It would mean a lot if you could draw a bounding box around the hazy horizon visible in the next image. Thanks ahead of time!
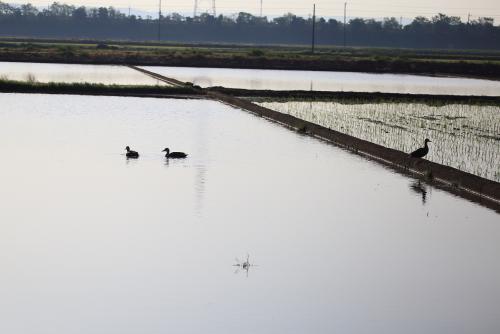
[12,0,500,22]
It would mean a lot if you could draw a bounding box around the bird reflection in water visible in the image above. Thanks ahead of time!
[233,254,257,277]
[409,180,428,205]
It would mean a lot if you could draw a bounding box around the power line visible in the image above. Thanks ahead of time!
[17,1,500,20]
[23,0,500,11]
[62,2,500,18]
[193,0,216,16]
[153,6,498,17]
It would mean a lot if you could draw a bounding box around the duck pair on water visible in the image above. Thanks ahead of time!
[126,139,429,160]
[125,146,187,159]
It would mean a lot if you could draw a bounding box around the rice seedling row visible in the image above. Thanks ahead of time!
[257,101,500,181]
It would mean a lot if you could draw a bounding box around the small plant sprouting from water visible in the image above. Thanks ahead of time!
[249,49,265,57]
[233,254,257,277]
[26,73,37,83]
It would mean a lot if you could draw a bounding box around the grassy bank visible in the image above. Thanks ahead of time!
[210,88,500,107]
[0,79,201,97]
[1,79,498,106]
[1,38,500,79]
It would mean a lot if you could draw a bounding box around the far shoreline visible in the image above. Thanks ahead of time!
[1,38,500,81]
[1,57,499,82]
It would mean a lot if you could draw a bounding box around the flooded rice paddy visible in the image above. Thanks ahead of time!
[141,65,500,96]
[0,93,499,334]
[257,101,500,182]
[0,62,167,85]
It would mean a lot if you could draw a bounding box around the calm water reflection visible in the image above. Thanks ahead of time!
[0,93,498,334]
[142,65,500,96]
[0,61,166,85]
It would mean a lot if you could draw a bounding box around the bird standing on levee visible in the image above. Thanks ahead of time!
[125,146,139,158]
[409,138,431,158]
[162,148,187,159]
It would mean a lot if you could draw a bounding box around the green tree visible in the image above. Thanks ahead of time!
[21,3,38,16]
[72,6,87,20]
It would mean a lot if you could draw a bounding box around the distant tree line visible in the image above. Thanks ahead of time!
[0,2,499,49]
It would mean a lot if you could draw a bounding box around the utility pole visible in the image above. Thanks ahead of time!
[467,12,471,24]
[311,4,316,54]
[343,2,347,48]
[260,0,263,17]
[158,0,162,41]
[400,16,402,27]
[193,0,216,18]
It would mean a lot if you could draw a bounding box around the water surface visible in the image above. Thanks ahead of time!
[0,62,167,85]
[142,65,500,96]
[0,93,498,334]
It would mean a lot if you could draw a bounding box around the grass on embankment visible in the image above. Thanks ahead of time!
[1,79,498,106]
[1,39,500,79]
[210,88,500,107]
[0,79,201,97]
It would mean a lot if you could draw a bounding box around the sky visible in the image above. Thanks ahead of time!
[16,0,500,21]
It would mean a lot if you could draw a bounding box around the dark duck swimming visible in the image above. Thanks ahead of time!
[409,138,431,158]
[125,146,139,158]
[163,148,187,159]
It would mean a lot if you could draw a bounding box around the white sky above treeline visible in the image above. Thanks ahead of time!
[14,0,500,21]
